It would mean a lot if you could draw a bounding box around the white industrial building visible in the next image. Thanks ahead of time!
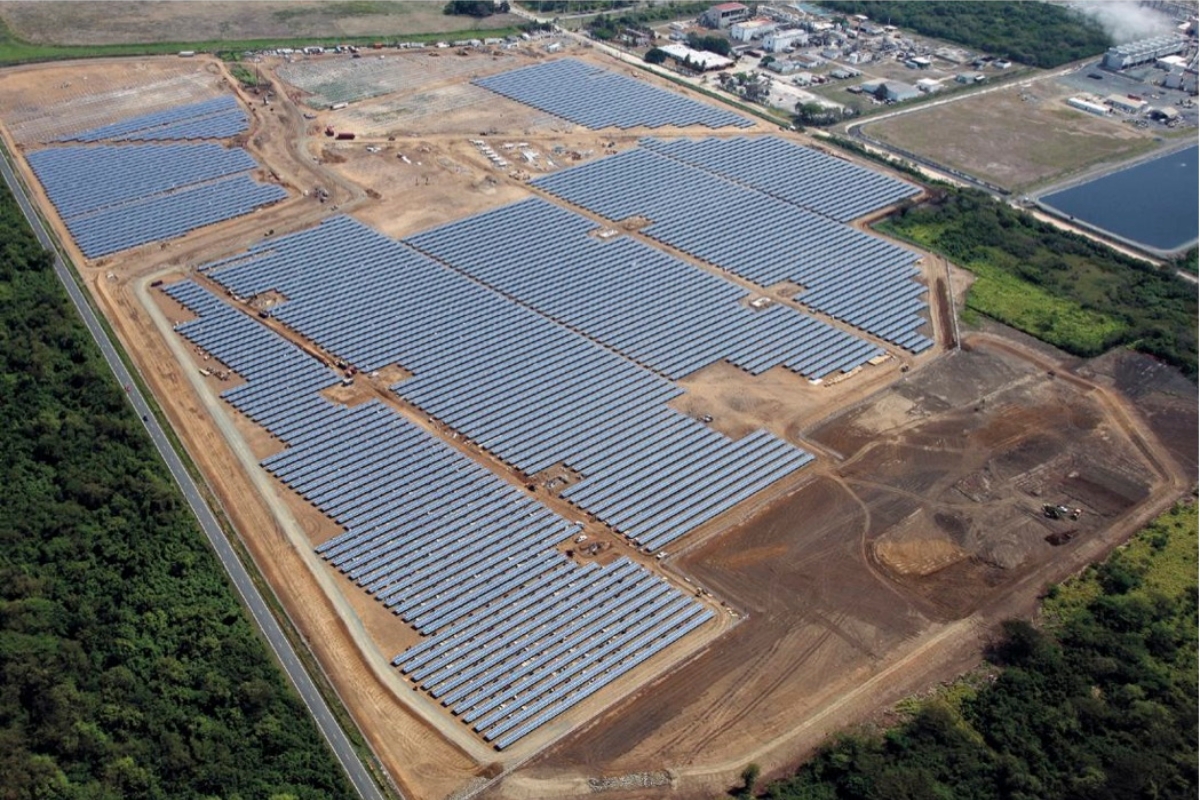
[730,18,777,42]
[915,77,944,93]
[659,43,734,70]
[1102,34,1185,70]
[860,80,920,102]
[762,28,808,52]
[1067,96,1110,116]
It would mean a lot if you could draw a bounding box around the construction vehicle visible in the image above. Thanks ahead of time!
[1043,504,1081,521]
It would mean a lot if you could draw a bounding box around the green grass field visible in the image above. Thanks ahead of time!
[0,17,521,66]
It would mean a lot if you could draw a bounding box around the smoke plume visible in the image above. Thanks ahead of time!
[1072,1,1177,43]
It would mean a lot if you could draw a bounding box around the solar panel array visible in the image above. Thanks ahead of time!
[164,280,347,443]
[474,58,754,130]
[201,215,811,548]
[57,96,249,142]
[406,197,882,380]
[532,146,933,353]
[161,279,711,749]
[27,143,286,258]
[641,136,921,222]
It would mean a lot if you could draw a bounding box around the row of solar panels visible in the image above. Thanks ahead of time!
[58,96,248,142]
[406,197,883,380]
[394,557,711,746]
[27,143,284,258]
[532,144,933,353]
[640,136,921,223]
[474,57,754,131]
[67,175,284,259]
[28,143,259,217]
[163,280,711,749]
[165,281,348,445]
[201,215,812,548]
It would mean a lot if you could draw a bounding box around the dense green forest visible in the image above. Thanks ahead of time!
[0,186,355,798]
[877,187,1198,377]
[585,1,710,38]
[819,1,1112,68]
[757,501,1199,800]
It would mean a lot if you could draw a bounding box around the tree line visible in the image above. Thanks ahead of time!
[819,1,1112,68]
[0,183,356,799]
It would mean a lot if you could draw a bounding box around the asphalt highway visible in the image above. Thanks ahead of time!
[0,154,386,800]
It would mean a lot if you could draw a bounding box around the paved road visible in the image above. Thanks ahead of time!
[0,155,386,800]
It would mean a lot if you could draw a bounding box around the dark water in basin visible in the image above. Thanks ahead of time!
[1041,145,1198,251]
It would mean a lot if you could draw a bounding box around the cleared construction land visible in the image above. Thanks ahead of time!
[0,38,1192,800]
[862,76,1161,192]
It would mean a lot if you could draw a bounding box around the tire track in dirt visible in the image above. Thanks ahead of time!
[678,618,842,763]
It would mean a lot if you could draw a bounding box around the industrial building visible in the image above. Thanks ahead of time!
[730,17,777,42]
[1102,34,1185,70]
[915,77,944,94]
[659,43,734,71]
[1067,95,1111,116]
[860,80,920,102]
[701,2,751,29]
[1107,94,1147,114]
[762,28,808,53]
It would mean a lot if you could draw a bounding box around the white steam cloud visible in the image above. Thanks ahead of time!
[1072,1,1177,44]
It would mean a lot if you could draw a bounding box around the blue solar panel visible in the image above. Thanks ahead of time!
[474,58,754,130]
[58,96,249,142]
[406,197,882,380]
[27,143,285,258]
[641,136,922,222]
[199,216,811,548]
[162,279,712,749]
[533,144,933,352]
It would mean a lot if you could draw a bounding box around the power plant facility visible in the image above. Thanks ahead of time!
[1102,34,1186,70]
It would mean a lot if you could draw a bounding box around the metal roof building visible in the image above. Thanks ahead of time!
[1102,34,1185,70]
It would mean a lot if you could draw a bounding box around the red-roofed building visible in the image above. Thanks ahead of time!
[702,2,751,29]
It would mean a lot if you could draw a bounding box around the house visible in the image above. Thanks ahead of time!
[764,59,804,74]
[955,72,985,84]
[702,2,751,29]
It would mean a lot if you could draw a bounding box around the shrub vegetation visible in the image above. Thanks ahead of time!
[878,187,1198,377]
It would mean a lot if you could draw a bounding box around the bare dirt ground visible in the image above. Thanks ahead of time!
[0,58,226,144]
[3,40,1193,800]
[0,1,521,45]
[488,334,1189,800]
[862,78,1158,192]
